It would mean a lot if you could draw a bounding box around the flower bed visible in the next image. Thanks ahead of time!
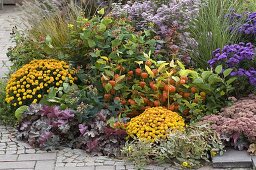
[0,0,255,169]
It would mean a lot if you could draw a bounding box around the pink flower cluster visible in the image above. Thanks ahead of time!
[202,95,256,143]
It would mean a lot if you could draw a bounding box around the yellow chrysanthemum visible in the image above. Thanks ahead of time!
[5,59,76,106]
[126,107,185,143]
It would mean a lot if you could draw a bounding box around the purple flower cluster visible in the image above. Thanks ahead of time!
[208,42,256,86]
[238,12,256,35]
[111,0,200,55]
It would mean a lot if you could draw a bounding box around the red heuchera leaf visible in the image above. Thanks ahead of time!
[232,132,241,144]
[87,138,99,152]
[103,127,127,136]
[40,105,60,118]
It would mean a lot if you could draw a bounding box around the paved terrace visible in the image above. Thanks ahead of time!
[0,5,18,78]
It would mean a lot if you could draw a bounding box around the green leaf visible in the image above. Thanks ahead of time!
[116,75,125,83]
[208,75,222,85]
[97,8,105,15]
[135,61,144,65]
[63,83,70,93]
[145,65,154,78]
[223,68,233,78]
[193,78,204,84]
[144,30,151,36]
[169,60,176,68]
[87,39,96,48]
[177,60,185,70]
[202,71,212,80]
[104,83,112,93]
[48,87,58,98]
[111,39,121,47]
[158,62,168,73]
[105,70,114,77]
[99,23,106,32]
[114,84,123,90]
[226,77,237,85]
[15,106,28,121]
[215,65,223,74]
[172,76,180,82]
[102,18,112,26]
[47,98,61,103]
[45,35,53,48]
[100,56,109,61]
[220,91,225,96]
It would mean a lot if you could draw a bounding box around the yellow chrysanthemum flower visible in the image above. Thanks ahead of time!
[5,59,76,106]
[126,107,185,143]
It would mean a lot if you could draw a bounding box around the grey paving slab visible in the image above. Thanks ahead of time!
[0,5,19,78]
[0,154,17,161]
[95,166,115,170]
[55,167,95,170]
[35,160,55,170]
[18,153,57,161]
[212,149,253,168]
[252,156,256,169]
[0,161,36,169]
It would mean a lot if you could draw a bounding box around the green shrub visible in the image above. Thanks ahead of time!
[0,79,16,126]
[122,124,224,169]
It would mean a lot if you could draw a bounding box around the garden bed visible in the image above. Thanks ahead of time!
[0,0,255,169]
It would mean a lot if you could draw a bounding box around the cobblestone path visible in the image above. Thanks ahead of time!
[0,123,179,170]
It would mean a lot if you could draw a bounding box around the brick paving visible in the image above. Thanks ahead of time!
[0,123,176,170]
[0,5,20,78]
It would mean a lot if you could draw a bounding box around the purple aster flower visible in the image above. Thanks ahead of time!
[249,76,256,86]
[227,57,240,66]
[217,53,228,60]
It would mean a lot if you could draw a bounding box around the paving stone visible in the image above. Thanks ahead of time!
[0,154,17,161]
[65,163,77,167]
[126,165,135,169]
[55,167,95,170]
[18,152,57,161]
[6,150,17,154]
[212,149,252,168]
[35,160,55,170]
[252,156,256,169]
[145,165,166,170]
[95,165,115,170]
[0,161,36,169]
[25,148,36,154]
[56,163,66,167]
[104,160,115,165]
[76,163,85,167]
[115,165,126,170]
[115,161,126,166]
